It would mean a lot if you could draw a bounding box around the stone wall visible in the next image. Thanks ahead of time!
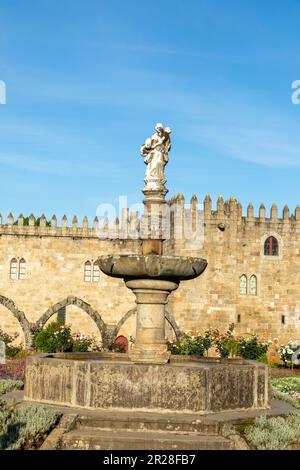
[166,195,300,344]
[0,225,142,346]
[1,196,300,348]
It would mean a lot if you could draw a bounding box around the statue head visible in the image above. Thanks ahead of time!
[155,123,164,136]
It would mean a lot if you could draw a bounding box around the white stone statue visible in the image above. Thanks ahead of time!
[140,123,171,192]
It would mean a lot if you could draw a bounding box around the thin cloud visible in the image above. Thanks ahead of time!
[187,125,300,168]
[0,152,119,175]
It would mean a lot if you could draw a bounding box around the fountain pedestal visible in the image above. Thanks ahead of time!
[126,279,178,364]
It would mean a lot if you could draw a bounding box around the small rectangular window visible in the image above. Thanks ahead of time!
[281,315,285,325]
[237,314,241,323]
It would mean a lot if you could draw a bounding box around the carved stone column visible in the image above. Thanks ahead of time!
[126,279,178,364]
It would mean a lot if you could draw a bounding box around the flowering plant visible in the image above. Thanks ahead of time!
[34,321,100,353]
[72,332,100,352]
[210,324,239,358]
[238,335,269,360]
[278,340,300,367]
[272,377,300,404]
[0,359,26,381]
[168,324,270,360]
[168,333,212,357]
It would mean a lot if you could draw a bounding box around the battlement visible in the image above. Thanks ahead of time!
[0,212,139,239]
[202,195,300,230]
[0,196,202,240]
[0,195,299,240]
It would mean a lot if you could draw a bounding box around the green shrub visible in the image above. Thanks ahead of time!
[272,387,300,410]
[0,329,22,359]
[238,335,269,360]
[272,377,300,395]
[34,321,73,353]
[169,325,270,360]
[169,334,212,357]
[34,321,100,353]
[210,324,239,358]
[13,350,31,360]
[109,343,126,353]
[278,340,300,368]
[0,403,61,450]
[257,353,268,364]
[0,379,23,396]
[245,412,300,450]
[0,377,60,450]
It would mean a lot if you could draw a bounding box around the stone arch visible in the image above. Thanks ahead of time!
[36,296,106,340]
[0,294,32,348]
[114,307,183,341]
[165,310,183,340]
[115,307,137,335]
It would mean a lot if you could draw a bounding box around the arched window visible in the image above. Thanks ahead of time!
[10,258,18,280]
[84,261,100,282]
[240,275,247,295]
[249,275,257,296]
[264,236,279,256]
[18,258,26,280]
[92,262,100,283]
[84,261,92,282]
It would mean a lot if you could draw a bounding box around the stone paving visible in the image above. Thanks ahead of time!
[2,391,295,450]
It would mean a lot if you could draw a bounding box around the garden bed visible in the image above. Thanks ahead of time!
[238,377,300,450]
[0,359,26,381]
[270,367,300,379]
[0,377,62,450]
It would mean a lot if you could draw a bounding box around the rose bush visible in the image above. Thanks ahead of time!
[168,324,270,360]
[279,340,300,368]
[34,321,101,353]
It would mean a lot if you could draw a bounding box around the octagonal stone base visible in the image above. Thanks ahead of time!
[24,354,269,414]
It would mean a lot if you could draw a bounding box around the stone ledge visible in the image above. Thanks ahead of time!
[24,354,269,414]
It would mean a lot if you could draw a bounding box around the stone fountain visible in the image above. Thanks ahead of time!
[98,123,207,364]
[24,124,269,415]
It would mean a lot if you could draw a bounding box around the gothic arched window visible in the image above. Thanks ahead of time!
[10,258,18,280]
[240,275,247,295]
[84,261,100,283]
[92,263,100,283]
[18,258,26,280]
[10,258,26,280]
[264,236,279,256]
[84,261,92,282]
[249,275,257,296]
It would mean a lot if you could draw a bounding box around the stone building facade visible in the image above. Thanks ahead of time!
[0,194,299,349]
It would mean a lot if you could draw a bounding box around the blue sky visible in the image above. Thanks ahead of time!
[0,0,300,222]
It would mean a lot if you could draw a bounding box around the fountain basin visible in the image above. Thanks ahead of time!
[97,254,207,281]
[24,353,269,414]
